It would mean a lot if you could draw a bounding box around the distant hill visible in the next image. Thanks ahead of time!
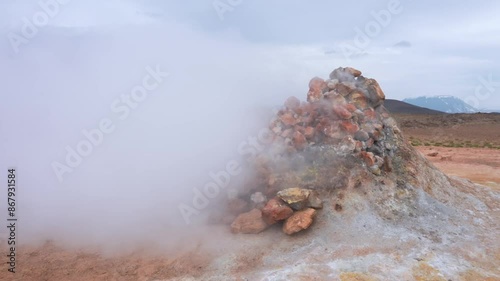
[403,96,477,113]
[385,99,444,115]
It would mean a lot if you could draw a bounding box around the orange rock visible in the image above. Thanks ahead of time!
[344,67,362,77]
[231,209,268,234]
[309,77,326,92]
[332,83,352,96]
[333,105,353,120]
[279,112,297,126]
[293,131,307,150]
[360,151,376,166]
[340,120,360,134]
[261,198,294,225]
[363,108,377,120]
[345,103,358,112]
[283,208,317,235]
[304,126,315,139]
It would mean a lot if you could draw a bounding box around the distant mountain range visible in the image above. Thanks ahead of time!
[384,99,444,115]
[403,96,477,113]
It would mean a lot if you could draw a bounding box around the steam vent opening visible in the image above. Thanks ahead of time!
[205,67,499,280]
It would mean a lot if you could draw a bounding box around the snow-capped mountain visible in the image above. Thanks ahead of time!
[403,96,478,113]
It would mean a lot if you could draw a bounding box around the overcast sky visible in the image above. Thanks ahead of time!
[0,0,499,248]
[1,0,499,109]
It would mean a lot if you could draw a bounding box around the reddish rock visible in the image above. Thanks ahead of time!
[304,126,315,139]
[340,120,360,134]
[279,112,297,126]
[283,208,317,235]
[332,83,352,96]
[284,96,301,111]
[231,209,268,234]
[227,198,249,215]
[360,151,376,166]
[293,131,307,150]
[344,67,362,77]
[307,77,326,102]
[427,152,439,157]
[333,105,352,120]
[261,198,294,225]
[363,108,377,121]
[293,106,304,116]
[345,103,358,112]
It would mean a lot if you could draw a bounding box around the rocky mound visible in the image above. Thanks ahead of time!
[227,67,413,235]
[201,67,499,280]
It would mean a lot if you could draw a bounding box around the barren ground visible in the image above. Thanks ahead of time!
[393,113,500,189]
[1,113,499,281]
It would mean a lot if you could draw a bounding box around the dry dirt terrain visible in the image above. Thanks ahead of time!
[393,113,500,149]
[394,113,500,189]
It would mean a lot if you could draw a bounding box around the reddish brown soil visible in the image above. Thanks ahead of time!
[0,242,211,281]
[416,146,500,190]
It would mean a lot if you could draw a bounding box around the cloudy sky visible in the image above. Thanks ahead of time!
[0,0,499,249]
[1,0,499,109]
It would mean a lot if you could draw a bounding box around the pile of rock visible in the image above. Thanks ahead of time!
[230,188,322,235]
[228,67,402,236]
[268,67,396,175]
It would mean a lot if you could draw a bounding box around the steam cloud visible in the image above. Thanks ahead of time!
[0,21,326,254]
